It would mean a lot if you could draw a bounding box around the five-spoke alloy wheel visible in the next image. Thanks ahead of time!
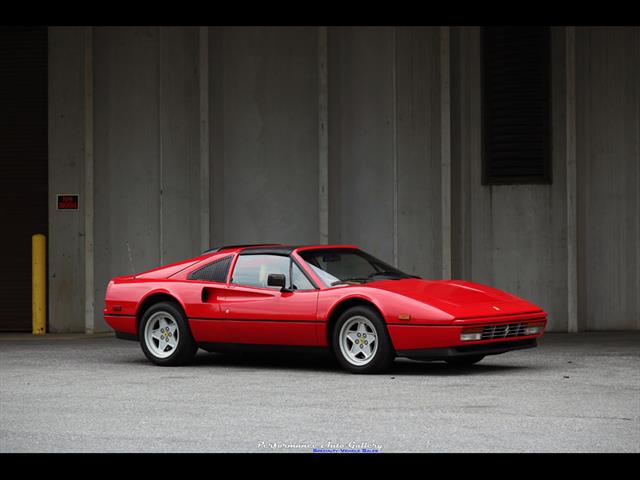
[332,305,395,374]
[339,316,379,366]
[144,311,180,359]
[139,301,197,366]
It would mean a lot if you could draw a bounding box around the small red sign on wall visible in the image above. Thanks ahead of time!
[57,194,79,210]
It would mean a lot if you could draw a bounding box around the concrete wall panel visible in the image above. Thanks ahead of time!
[93,27,161,329]
[576,27,640,330]
[48,27,86,332]
[159,27,201,263]
[395,27,443,278]
[210,27,319,246]
[451,27,569,331]
[328,27,395,262]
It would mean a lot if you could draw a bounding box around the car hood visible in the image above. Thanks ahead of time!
[366,278,544,319]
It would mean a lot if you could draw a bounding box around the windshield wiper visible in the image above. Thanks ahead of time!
[367,270,405,279]
[330,277,368,286]
[330,271,416,286]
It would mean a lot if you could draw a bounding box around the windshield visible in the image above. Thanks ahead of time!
[298,248,418,286]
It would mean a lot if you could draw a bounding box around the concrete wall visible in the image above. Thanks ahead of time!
[451,27,569,331]
[329,26,443,278]
[92,27,202,331]
[210,27,319,247]
[576,27,640,330]
[48,26,640,333]
[395,27,443,279]
[328,27,397,263]
[48,27,86,332]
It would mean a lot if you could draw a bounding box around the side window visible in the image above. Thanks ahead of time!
[291,262,314,291]
[231,254,290,289]
[188,255,232,283]
[230,254,316,290]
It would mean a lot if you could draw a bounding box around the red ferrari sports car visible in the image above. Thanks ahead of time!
[104,244,547,373]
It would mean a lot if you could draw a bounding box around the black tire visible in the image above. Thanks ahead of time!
[444,355,485,367]
[331,305,395,374]
[139,301,198,366]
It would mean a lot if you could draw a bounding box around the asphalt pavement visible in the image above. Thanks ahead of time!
[0,331,638,452]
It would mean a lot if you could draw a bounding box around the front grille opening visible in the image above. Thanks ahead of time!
[482,322,529,340]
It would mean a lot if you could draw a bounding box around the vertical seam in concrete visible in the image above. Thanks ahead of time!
[566,26,579,333]
[47,27,52,330]
[83,27,95,334]
[392,26,399,267]
[635,29,640,330]
[158,27,164,265]
[463,28,474,281]
[199,26,210,252]
[318,26,329,245]
[440,26,452,280]
[210,27,225,245]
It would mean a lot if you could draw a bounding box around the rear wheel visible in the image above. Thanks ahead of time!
[139,301,197,366]
[332,305,395,374]
[444,355,485,366]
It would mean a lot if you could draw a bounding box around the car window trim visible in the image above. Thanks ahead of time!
[229,251,320,291]
[296,248,414,287]
[186,254,234,284]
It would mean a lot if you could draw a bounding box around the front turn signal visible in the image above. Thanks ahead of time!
[460,326,483,342]
[524,320,546,336]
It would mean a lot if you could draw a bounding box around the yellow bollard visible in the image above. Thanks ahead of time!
[32,234,46,335]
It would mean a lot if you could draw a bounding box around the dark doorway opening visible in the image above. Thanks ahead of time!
[0,27,48,331]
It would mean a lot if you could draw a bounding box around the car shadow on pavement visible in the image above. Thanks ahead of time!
[161,350,533,376]
[190,350,342,373]
[390,358,531,376]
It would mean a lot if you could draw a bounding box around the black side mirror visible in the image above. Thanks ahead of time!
[267,273,291,292]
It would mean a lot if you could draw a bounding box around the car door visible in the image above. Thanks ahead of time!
[218,253,320,346]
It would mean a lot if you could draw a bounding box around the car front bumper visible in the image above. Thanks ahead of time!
[395,338,537,360]
[388,315,545,359]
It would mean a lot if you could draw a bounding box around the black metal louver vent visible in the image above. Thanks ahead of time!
[482,26,551,185]
[188,255,233,283]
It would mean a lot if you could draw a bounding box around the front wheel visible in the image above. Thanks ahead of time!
[139,301,197,366]
[332,306,395,374]
[444,355,485,366]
